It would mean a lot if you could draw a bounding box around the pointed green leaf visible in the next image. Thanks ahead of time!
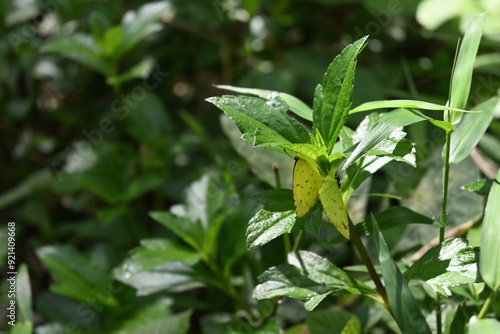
[356,207,438,238]
[41,33,109,75]
[107,57,155,85]
[314,36,368,153]
[113,260,200,296]
[253,251,375,310]
[427,247,480,296]
[16,264,32,323]
[372,214,431,334]
[117,1,170,57]
[250,189,295,212]
[36,245,114,305]
[246,209,297,249]
[447,13,486,124]
[480,169,500,291]
[216,84,313,121]
[461,178,494,196]
[89,11,112,40]
[116,309,191,334]
[117,239,201,274]
[351,100,472,114]
[207,96,310,151]
[449,96,498,163]
[150,211,204,252]
[404,238,469,281]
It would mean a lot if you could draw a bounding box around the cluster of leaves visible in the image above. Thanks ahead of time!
[2,1,500,334]
[207,14,500,334]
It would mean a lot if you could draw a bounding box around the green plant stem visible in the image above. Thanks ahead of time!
[273,162,292,256]
[291,230,304,253]
[440,130,452,243]
[477,287,498,319]
[349,218,392,312]
[436,130,452,334]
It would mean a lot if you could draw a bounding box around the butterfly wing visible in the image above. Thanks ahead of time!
[319,173,349,239]
[293,157,323,217]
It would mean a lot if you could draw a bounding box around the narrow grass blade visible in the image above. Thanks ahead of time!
[448,13,486,124]
[350,100,472,114]
[215,84,313,121]
[344,108,453,169]
[479,169,500,291]
[372,214,431,334]
[449,96,498,164]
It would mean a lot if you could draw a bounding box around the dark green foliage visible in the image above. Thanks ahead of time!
[2,1,500,333]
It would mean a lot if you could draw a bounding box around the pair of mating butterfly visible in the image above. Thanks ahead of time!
[292,153,350,239]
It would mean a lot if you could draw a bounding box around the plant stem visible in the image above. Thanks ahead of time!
[477,287,498,319]
[291,230,304,253]
[436,130,452,334]
[440,130,452,243]
[273,162,292,256]
[349,218,391,312]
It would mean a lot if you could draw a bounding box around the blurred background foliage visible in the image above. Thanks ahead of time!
[1,0,499,332]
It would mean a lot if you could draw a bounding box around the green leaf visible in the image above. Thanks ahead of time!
[307,310,361,334]
[89,11,112,39]
[480,169,500,291]
[469,317,500,334]
[253,251,375,311]
[36,292,104,331]
[97,25,124,56]
[449,96,498,163]
[16,264,32,323]
[246,209,297,250]
[107,57,155,85]
[116,1,170,57]
[314,36,368,153]
[0,168,53,210]
[250,188,295,212]
[36,245,114,305]
[209,97,296,152]
[404,238,469,281]
[117,239,201,275]
[216,84,313,121]
[11,322,33,334]
[75,145,129,205]
[371,214,431,334]
[126,92,172,150]
[344,108,453,169]
[444,305,467,334]
[351,99,472,114]
[114,309,191,334]
[331,205,438,243]
[125,174,164,201]
[41,33,109,75]
[202,317,281,334]
[220,114,294,188]
[427,247,480,296]
[208,95,310,145]
[447,13,486,124]
[114,260,201,296]
[461,178,494,196]
[150,211,204,252]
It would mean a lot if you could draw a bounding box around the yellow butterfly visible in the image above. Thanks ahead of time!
[289,146,350,239]
[319,173,349,239]
[293,155,323,217]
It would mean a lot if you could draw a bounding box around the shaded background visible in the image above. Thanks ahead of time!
[1,0,499,332]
